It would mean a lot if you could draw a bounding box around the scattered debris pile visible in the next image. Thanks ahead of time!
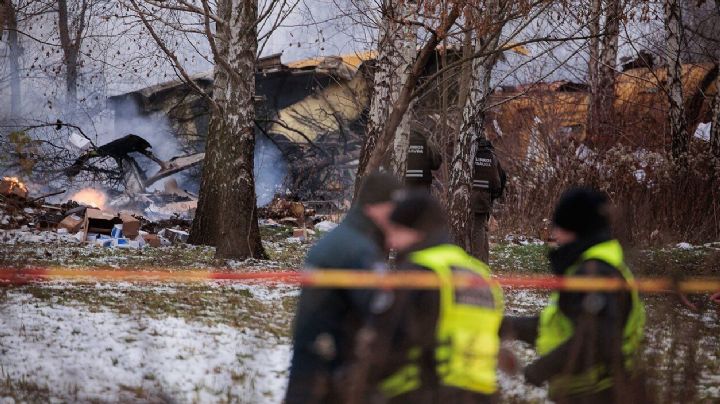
[1,177,342,248]
[258,197,336,242]
[0,177,191,248]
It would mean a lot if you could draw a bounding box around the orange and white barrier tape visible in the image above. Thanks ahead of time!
[0,267,719,294]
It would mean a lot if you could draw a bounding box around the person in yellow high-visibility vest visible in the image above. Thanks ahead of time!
[501,188,646,404]
[357,190,505,403]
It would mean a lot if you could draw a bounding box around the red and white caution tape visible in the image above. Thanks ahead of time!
[0,267,719,294]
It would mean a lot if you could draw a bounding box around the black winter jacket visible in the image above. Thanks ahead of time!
[285,208,386,404]
[500,233,633,400]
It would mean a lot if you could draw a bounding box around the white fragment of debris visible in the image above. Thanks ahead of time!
[0,229,82,245]
[23,207,34,214]
[260,219,282,227]
[314,220,338,232]
[694,122,711,141]
[286,237,303,244]
[158,228,189,244]
[503,234,544,245]
[69,131,92,150]
[676,242,693,250]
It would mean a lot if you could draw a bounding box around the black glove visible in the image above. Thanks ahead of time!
[523,362,545,387]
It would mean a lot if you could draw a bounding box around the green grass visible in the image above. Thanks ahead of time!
[17,283,298,339]
[491,243,550,274]
[0,224,313,270]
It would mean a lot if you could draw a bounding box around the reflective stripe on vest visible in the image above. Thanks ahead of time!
[534,239,646,397]
[379,244,504,397]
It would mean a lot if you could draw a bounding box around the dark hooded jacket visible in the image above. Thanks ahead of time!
[500,232,633,399]
[285,208,387,404]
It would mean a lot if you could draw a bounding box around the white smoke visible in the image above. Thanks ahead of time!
[254,134,287,206]
[110,98,181,160]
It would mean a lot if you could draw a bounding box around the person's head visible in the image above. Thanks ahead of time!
[385,190,448,252]
[355,172,402,231]
[551,187,610,245]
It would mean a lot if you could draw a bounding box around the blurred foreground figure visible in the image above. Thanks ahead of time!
[502,188,647,404]
[470,139,506,263]
[360,191,504,403]
[285,172,401,404]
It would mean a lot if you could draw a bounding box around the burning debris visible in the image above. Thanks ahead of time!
[0,177,28,200]
[70,188,108,210]
[0,177,192,249]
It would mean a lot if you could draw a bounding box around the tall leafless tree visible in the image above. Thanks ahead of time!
[57,0,89,114]
[129,0,278,259]
[664,0,689,164]
[356,0,417,191]
[448,43,499,249]
[2,0,22,116]
[586,0,622,146]
[710,0,720,159]
[389,18,417,177]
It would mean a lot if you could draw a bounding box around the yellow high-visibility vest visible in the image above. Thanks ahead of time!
[379,244,504,397]
[535,239,646,397]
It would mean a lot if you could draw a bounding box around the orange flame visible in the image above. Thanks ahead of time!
[70,188,107,210]
[1,177,28,197]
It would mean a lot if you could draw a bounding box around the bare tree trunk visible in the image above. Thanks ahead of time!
[389,17,418,177]
[355,1,398,194]
[712,75,720,159]
[189,0,265,259]
[448,37,499,249]
[587,0,620,146]
[711,0,720,159]
[363,5,460,174]
[456,29,473,111]
[4,0,21,116]
[57,0,87,114]
[664,0,689,164]
[596,0,620,144]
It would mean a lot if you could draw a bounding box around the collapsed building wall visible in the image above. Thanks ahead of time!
[486,63,718,165]
[109,48,720,203]
[108,53,373,204]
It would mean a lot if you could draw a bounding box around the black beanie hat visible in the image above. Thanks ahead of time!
[390,190,446,233]
[552,187,610,236]
[355,171,402,206]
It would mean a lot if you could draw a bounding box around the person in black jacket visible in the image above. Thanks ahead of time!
[501,188,646,404]
[285,172,402,404]
[404,130,443,191]
[470,139,506,263]
[356,191,500,404]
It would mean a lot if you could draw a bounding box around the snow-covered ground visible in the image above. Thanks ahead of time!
[0,236,718,403]
[0,285,294,403]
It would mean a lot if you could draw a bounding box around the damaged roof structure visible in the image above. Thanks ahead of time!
[108,52,374,203]
[486,62,719,165]
[109,49,720,203]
